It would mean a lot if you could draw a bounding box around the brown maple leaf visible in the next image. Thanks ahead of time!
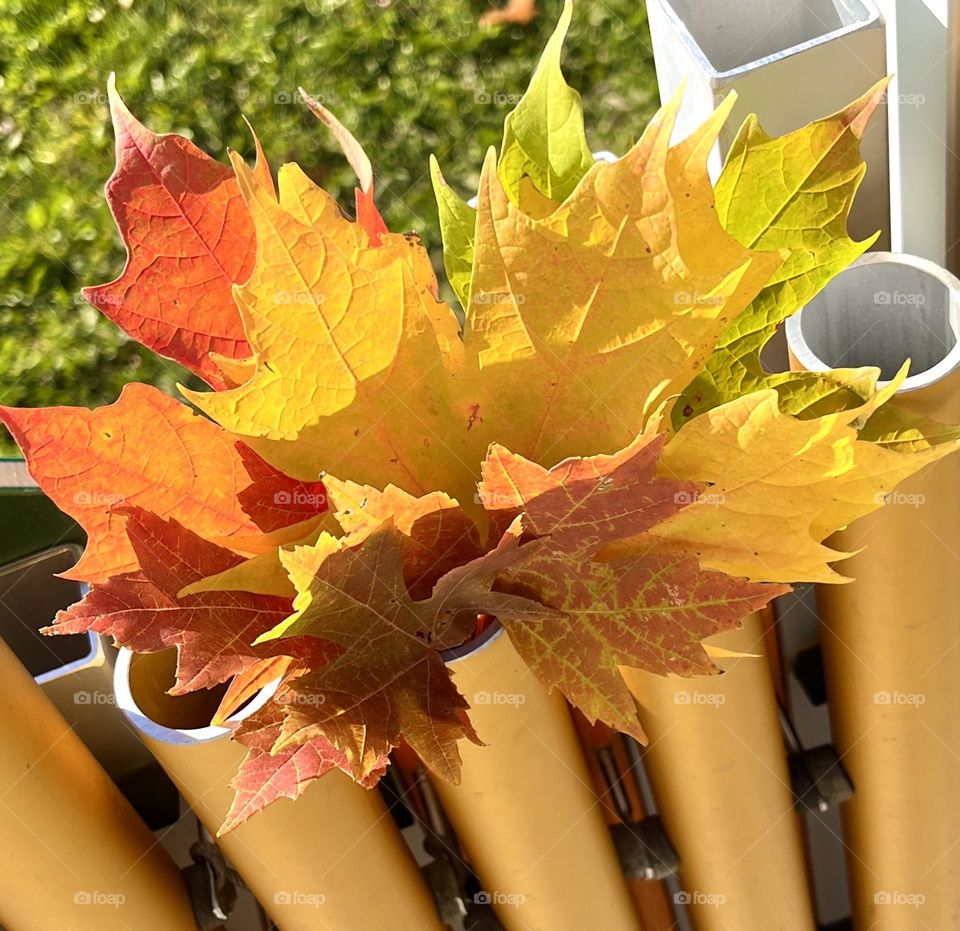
[261,519,558,782]
[479,436,789,739]
[46,508,328,695]
[222,705,387,835]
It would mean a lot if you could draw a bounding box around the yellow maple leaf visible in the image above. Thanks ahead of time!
[448,91,784,475]
[603,367,960,583]
[181,156,476,509]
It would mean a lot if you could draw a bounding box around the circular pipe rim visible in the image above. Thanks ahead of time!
[441,620,504,665]
[785,251,960,395]
[114,647,279,747]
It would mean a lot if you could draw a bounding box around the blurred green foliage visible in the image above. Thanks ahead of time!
[0,0,657,452]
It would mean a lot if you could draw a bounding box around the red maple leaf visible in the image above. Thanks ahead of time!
[83,76,257,388]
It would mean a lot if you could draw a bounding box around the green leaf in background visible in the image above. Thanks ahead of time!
[430,0,597,313]
[674,80,889,428]
[430,154,477,313]
[496,0,593,203]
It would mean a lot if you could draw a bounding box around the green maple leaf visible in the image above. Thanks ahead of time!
[674,80,889,427]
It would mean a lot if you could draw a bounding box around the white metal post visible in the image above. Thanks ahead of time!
[877,0,950,263]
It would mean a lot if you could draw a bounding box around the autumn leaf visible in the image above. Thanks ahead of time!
[209,352,259,390]
[478,430,691,548]
[258,519,557,782]
[252,433,783,754]
[223,706,388,835]
[618,368,960,583]
[224,710,344,835]
[501,550,784,740]
[323,476,484,598]
[675,81,887,425]
[181,154,475,509]
[479,435,787,738]
[179,544,309,600]
[433,0,592,309]
[45,509,299,694]
[83,76,259,388]
[496,0,593,204]
[179,509,340,602]
[235,444,328,533]
[298,89,389,246]
[4,0,958,818]
[858,399,960,451]
[205,477,486,720]
[430,155,476,311]
[0,384,322,583]
[449,93,782,472]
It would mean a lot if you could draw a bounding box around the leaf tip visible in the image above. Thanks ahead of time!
[300,90,373,195]
[105,73,136,132]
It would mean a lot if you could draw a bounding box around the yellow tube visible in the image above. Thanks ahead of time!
[621,612,816,930]
[0,637,197,931]
[115,648,445,931]
[786,251,960,928]
[430,625,642,931]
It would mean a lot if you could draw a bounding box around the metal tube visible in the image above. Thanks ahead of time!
[0,637,196,931]
[431,625,642,931]
[115,648,444,931]
[621,611,817,930]
[786,251,960,928]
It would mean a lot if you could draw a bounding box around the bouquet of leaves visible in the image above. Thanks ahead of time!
[5,2,957,833]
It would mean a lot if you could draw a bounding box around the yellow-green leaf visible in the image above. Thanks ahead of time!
[430,154,476,311]
[606,367,960,582]
[675,80,888,426]
[497,0,594,204]
[450,93,782,472]
[431,0,592,311]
